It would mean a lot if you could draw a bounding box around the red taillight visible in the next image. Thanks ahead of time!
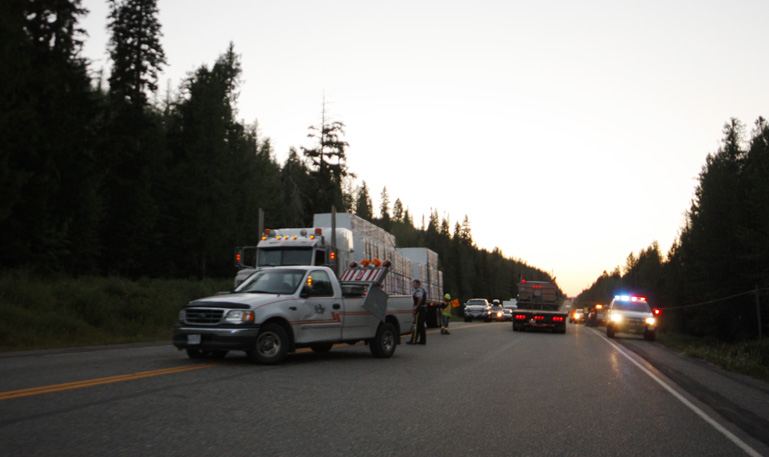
[515,315,526,320]
[653,308,661,316]
[553,316,564,322]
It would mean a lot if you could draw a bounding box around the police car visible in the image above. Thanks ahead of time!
[605,295,657,341]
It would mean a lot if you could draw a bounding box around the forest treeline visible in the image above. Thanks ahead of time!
[0,0,554,302]
[577,118,769,342]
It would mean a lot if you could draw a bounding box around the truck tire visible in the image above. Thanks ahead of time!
[606,324,615,338]
[512,323,518,331]
[370,322,397,358]
[186,348,227,360]
[644,330,656,341]
[555,326,566,334]
[248,323,289,364]
[310,343,333,353]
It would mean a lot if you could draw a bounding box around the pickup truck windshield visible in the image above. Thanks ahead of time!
[258,248,313,267]
[613,301,652,313]
[237,269,305,294]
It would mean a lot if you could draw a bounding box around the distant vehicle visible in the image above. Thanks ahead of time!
[502,308,514,321]
[502,299,517,310]
[490,299,505,321]
[464,298,491,322]
[586,303,607,327]
[605,295,658,341]
[512,280,567,334]
[569,308,586,324]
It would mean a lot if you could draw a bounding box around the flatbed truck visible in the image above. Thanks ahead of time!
[511,279,567,334]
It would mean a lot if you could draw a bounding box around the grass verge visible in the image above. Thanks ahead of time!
[658,332,769,384]
[0,269,232,352]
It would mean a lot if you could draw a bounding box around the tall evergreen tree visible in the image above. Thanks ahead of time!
[392,198,404,221]
[301,102,350,212]
[379,186,391,230]
[1,0,103,272]
[107,0,166,107]
[742,117,769,286]
[280,147,312,227]
[102,0,167,275]
[355,181,373,220]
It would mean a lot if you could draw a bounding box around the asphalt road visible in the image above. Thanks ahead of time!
[1,322,768,457]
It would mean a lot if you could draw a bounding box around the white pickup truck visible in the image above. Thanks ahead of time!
[173,265,414,364]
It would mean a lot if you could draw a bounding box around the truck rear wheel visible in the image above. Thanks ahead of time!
[370,322,397,358]
[248,323,289,364]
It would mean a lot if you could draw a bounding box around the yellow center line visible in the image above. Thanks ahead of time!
[2,324,479,401]
[0,363,217,401]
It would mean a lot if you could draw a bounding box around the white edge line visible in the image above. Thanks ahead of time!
[596,330,764,457]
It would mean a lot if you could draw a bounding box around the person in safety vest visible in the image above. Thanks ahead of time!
[408,279,427,345]
[440,293,452,335]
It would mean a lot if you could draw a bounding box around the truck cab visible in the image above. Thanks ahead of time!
[234,227,354,287]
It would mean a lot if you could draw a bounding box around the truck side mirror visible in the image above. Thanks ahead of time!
[300,285,311,299]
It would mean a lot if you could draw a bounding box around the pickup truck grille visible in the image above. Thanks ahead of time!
[185,308,224,324]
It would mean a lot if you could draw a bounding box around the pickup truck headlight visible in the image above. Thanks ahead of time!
[225,310,255,324]
[645,317,656,326]
[610,314,623,323]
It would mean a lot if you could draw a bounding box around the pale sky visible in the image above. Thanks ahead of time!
[79,0,769,296]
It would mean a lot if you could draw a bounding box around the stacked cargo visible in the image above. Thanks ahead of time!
[314,213,416,297]
[399,247,443,304]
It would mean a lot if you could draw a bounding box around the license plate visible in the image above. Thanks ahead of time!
[187,334,201,345]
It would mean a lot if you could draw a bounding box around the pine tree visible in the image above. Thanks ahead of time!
[107,0,166,107]
[301,101,350,212]
[1,0,103,272]
[102,0,167,275]
[379,187,391,229]
[392,198,404,221]
[355,181,373,220]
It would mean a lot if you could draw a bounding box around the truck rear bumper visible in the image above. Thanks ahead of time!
[173,325,260,351]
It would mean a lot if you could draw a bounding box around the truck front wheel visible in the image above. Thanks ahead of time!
[248,323,289,364]
[606,324,616,338]
[644,329,656,341]
[370,322,397,358]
